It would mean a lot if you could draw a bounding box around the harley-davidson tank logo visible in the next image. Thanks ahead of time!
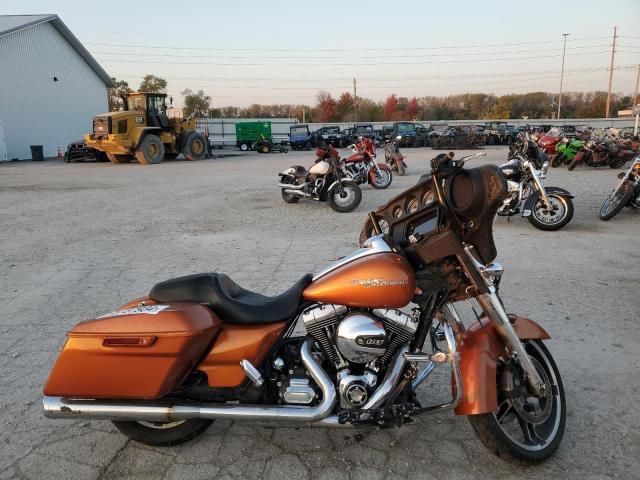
[351,278,409,288]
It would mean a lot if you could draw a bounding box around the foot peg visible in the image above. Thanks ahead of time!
[240,360,264,386]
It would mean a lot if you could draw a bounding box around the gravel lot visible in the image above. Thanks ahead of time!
[0,146,638,480]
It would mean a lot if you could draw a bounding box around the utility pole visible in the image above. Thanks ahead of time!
[557,33,569,119]
[634,64,640,108]
[353,78,357,122]
[605,26,617,118]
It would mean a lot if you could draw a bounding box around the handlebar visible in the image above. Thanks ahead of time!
[457,151,487,163]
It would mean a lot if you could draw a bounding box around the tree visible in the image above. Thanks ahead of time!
[107,78,132,111]
[139,74,167,93]
[383,95,399,120]
[406,97,419,119]
[181,89,211,117]
[316,91,337,122]
[334,92,354,122]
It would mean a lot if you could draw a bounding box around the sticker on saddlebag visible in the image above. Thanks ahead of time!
[98,305,170,318]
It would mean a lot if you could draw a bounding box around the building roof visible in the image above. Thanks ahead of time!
[0,14,115,88]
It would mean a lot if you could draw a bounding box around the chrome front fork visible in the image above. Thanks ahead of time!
[529,162,552,209]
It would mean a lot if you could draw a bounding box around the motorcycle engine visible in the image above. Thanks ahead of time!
[302,305,417,408]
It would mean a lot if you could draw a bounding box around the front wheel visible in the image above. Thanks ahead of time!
[550,154,563,167]
[468,340,566,465]
[396,159,406,176]
[527,193,574,231]
[599,182,633,221]
[609,157,627,169]
[327,181,362,213]
[369,166,392,189]
[112,419,213,447]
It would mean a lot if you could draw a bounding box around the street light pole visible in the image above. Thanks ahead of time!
[605,26,617,118]
[557,33,569,119]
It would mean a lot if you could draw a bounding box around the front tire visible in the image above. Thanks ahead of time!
[112,419,213,447]
[599,182,633,221]
[135,135,165,165]
[396,159,406,176]
[370,166,392,189]
[527,193,574,231]
[327,181,362,213]
[468,340,566,465]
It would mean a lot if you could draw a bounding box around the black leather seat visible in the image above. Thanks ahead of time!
[149,273,313,324]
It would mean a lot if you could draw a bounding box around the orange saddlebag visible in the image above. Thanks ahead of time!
[44,302,221,399]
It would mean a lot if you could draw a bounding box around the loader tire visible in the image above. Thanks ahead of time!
[106,153,131,164]
[181,132,207,161]
[135,135,165,164]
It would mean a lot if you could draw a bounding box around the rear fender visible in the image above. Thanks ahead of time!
[455,315,550,415]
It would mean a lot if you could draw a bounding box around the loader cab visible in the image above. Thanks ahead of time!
[126,93,171,131]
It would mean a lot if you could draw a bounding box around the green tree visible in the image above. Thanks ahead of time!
[181,89,211,117]
[107,78,132,111]
[139,74,168,93]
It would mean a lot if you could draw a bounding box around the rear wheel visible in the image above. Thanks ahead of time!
[599,182,633,221]
[567,156,579,171]
[327,181,362,213]
[181,132,207,160]
[527,193,573,231]
[468,340,565,465]
[135,135,165,164]
[106,153,131,164]
[609,158,627,169]
[396,159,405,176]
[112,419,213,447]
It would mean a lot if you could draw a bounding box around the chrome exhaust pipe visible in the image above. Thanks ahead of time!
[277,182,306,189]
[43,338,336,423]
[283,189,310,197]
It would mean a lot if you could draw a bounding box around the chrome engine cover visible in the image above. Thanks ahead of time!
[336,313,387,364]
[337,369,377,408]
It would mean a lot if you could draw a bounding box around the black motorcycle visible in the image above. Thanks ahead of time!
[278,146,362,213]
[500,133,574,231]
[599,153,640,220]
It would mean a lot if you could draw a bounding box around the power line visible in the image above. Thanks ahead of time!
[88,45,612,61]
[95,50,611,67]
[84,36,611,53]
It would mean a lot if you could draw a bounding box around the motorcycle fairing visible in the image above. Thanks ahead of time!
[455,315,550,415]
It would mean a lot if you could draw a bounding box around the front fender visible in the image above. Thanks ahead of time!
[327,178,358,192]
[368,163,391,184]
[454,315,550,416]
[522,186,574,216]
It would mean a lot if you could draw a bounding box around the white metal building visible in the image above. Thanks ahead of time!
[0,14,114,161]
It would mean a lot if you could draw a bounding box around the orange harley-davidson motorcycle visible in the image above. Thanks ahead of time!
[43,152,565,464]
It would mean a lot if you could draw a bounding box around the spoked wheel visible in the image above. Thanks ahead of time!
[527,193,573,231]
[112,419,213,446]
[370,167,392,189]
[599,182,633,221]
[327,181,362,213]
[468,340,565,465]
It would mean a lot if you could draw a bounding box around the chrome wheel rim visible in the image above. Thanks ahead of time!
[492,341,562,452]
[374,169,391,187]
[137,420,186,429]
[533,194,567,226]
[601,185,629,216]
[334,186,356,208]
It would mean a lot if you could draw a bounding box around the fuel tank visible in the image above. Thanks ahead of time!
[303,253,415,308]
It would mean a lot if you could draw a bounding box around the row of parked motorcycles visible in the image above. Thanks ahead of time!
[277,136,407,212]
[537,127,638,171]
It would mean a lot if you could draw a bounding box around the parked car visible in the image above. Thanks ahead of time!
[485,122,509,145]
[289,125,312,150]
[414,124,433,147]
[340,127,354,147]
[353,123,375,140]
[381,125,394,142]
[312,126,341,147]
[63,139,107,163]
[392,122,418,148]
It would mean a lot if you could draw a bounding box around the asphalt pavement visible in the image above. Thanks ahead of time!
[0,146,637,479]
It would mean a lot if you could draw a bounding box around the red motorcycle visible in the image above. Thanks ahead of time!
[538,129,564,166]
[344,137,393,189]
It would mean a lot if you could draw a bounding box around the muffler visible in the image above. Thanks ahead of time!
[277,182,306,190]
[43,339,336,424]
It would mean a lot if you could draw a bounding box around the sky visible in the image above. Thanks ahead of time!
[2,0,639,108]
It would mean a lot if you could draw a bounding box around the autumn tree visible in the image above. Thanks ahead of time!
[181,89,211,117]
[406,97,419,119]
[107,78,132,111]
[139,74,168,93]
[383,95,399,120]
[316,91,337,122]
[334,92,355,121]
